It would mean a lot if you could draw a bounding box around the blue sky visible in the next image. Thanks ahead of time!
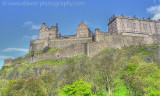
[0,0,160,69]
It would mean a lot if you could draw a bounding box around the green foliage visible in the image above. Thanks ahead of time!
[21,76,46,96]
[65,58,75,64]
[0,79,9,96]
[149,91,160,96]
[3,79,25,96]
[114,78,130,96]
[25,51,42,57]
[48,48,64,52]
[60,80,94,96]
[37,59,65,66]
[125,63,138,74]
[25,52,31,57]
[0,44,160,96]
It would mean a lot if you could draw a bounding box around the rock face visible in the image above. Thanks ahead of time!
[3,15,160,66]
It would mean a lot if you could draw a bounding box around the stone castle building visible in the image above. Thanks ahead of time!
[39,23,59,40]
[29,21,93,52]
[76,21,92,38]
[4,15,160,66]
[108,14,160,35]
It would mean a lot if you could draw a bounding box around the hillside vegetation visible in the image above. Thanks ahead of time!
[0,44,160,96]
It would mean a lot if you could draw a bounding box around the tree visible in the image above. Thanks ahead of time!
[20,76,46,96]
[39,72,58,96]
[96,53,115,96]
[60,80,94,96]
[2,79,24,96]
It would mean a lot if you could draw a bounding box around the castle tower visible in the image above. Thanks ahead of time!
[76,21,92,38]
[95,28,104,42]
[49,23,58,39]
[39,23,49,39]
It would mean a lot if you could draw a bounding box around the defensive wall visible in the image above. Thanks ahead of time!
[29,37,92,52]
[4,33,160,66]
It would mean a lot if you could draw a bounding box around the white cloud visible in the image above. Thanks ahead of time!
[23,35,38,41]
[0,56,13,59]
[152,13,160,20]
[147,5,160,20]
[2,48,29,53]
[24,21,41,30]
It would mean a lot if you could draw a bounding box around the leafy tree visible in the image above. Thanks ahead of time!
[60,80,94,96]
[0,79,9,96]
[39,72,58,96]
[124,75,147,96]
[2,79,24,96]
[97,53,115,96]
[149,91,160,96]
[20,76,46,96]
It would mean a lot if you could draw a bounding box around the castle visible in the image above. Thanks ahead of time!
[4,14,160,66]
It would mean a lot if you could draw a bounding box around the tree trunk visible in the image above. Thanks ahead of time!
[107,76,112,95]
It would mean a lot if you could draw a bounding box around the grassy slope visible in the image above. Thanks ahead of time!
[0,44,160,96]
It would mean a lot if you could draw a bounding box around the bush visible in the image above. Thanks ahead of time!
[149,91,160,96]
[60,80,94,96]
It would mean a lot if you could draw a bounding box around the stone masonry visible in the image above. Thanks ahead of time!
[108,14,160,35]
[3,15,160,66]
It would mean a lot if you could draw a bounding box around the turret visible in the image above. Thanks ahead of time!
[95,28,104,42]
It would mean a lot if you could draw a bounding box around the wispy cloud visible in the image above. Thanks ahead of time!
[23,35,38,41]
[0,56,13,59]
[24,21,41,30]
[147,5,160,20]
[2,48,29,53]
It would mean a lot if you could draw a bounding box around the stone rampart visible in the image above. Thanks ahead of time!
[4,34,160,66]
[87,35,154,57]
[30,37,92,52]
[4,43,86,66]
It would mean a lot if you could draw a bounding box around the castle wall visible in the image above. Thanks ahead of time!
[88,35,154,57]
[30,39,48,52]
[4,43,86,66]
[4,59,13,66]
[49,37,92,48]
[4,34,159,66]
[30,37,92,52]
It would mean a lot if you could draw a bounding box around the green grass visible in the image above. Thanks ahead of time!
[35,59,65,66]
[25,51,43,57]
[48,48,64,52]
